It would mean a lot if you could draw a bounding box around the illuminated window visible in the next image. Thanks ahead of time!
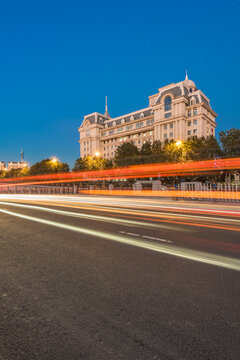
[164,96,172,111]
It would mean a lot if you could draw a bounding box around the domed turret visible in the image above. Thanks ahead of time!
[183,71,196,91]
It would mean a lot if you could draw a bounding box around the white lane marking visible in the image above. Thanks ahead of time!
[142,235,172,244]
[0,207,239,272]
[120,231,140,237]
[120,231,172,243]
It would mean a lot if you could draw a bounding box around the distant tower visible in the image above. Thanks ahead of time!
[20,148,24,163]
[104,96,110,118]
[185,69,188,80]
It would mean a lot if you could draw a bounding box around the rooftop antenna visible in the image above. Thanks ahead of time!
[20,148,24,163]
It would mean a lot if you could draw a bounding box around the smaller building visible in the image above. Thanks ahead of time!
[8,161,28,171]
[0,161,6,171]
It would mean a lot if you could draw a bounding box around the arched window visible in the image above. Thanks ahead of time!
[164,96,172,112]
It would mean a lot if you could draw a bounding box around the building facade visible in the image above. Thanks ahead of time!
[7,161,28,171]
[0,161,6,171]
[78,75,217,159]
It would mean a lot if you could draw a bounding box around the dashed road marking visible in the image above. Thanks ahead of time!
[119,231,172,244]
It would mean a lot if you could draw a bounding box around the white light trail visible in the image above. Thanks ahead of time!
[0,207,239,272]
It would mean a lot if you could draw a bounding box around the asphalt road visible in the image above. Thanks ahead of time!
[0,195,239,360]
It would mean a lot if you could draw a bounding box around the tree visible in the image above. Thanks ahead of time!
[72,156,112,171]
[30,158,69,175]
[183,136,222,161]
[201,135,222,160]
[3,167,30,178]
[151,140,165,163]
[219,128,240,158]
[72,157,88,171]
[114,142,140,167]
[162,139,183,163]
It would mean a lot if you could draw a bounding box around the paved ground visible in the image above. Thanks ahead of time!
[0,196,239,359]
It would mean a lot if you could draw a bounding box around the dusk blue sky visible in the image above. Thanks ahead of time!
[0,0,239,167]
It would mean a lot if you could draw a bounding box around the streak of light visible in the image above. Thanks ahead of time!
[0,157,240,185]
[0,207,239,272]
[0,201,171,230]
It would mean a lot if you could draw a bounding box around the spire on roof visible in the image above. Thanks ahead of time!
[185,69,188,80]
[104,96,110,118]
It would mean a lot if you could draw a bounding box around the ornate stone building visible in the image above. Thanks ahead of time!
[78,74,217,158]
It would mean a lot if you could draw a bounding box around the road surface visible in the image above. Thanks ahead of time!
[0,195,239,359]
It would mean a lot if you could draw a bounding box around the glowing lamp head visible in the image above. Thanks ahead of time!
[95,152,100,157]
[175,140,182,147]
[51,157,58,164]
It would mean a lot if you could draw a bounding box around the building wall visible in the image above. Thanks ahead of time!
[0,162,6,171]
[8,162,28,170]
[78,77,217,159]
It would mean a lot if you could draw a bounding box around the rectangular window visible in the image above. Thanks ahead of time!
[188,110,192,117]
[164,134,167,139]
[146,120,151,126]
[138,133,141,137]
[140,121,144,127]
[117,127,124,133]
[109,129,115,135]
[164,124,167,130]
[193,119,197,125]
[151,118,154,123]
[170,132,173,137]
[164,112,171,119]
[136,123,140,129]
[193,129,197,134]
[126,125,133,131]
[193,108,197,115]
[188,130,191,135]
[170,123,173,129]
[188,121,191,126]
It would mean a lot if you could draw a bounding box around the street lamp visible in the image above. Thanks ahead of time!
[175,140,182,147]
[95,152,100,157]
[51,157,58,163]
